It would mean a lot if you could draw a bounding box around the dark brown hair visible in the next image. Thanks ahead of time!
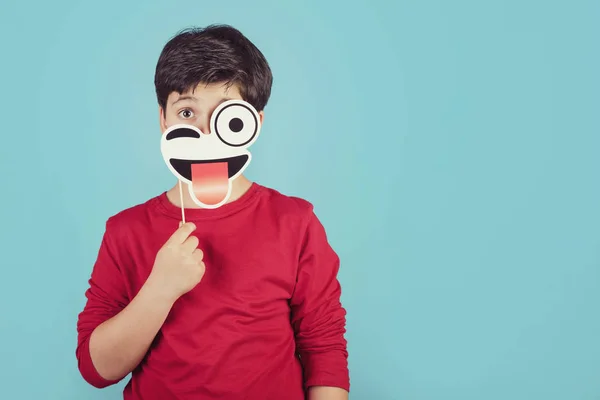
[154,24,273,113]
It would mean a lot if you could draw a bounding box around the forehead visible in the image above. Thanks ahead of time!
[167,82,242,106]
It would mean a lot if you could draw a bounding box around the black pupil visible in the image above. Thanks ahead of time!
[229,118,243,133]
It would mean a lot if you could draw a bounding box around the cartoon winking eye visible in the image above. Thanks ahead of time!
[160,99,261,209]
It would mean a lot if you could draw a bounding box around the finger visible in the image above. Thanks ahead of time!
[181,235,199,252]
[192,248,204,261]
[167,222,196,245]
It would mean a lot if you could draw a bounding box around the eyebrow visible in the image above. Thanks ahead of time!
[171,95,197,105]
[171,96,234,107]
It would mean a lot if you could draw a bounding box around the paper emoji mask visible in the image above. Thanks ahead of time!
[160,99,261,209]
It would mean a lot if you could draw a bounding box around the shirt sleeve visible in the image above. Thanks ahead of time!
[76,220,130,388]
[290,209,350,392]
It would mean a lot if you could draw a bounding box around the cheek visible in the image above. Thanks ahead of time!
[163,113,180,128]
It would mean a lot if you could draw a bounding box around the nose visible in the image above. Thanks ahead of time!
[195,122,209,134]
[195,115,212,135]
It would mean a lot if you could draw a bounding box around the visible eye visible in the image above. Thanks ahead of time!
[178,109,194,119]
[212,102,259,147]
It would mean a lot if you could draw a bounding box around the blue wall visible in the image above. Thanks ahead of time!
[1,0,598,399]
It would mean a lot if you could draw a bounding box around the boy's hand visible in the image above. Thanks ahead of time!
[147,222,205,302]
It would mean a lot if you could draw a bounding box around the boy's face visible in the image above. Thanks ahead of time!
[159,82,264,133]
[158,82,264,208]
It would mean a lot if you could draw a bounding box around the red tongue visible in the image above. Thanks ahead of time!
[191,163,229,206]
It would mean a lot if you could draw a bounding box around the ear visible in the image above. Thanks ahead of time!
[159,106,168,133]
[258,110,264,125]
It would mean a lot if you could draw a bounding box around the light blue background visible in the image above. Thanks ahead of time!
[1,0,599,399]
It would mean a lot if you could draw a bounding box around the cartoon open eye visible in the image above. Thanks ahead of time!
[212,101,260,147]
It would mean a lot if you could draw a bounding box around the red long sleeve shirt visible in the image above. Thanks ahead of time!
[76,183,349,399]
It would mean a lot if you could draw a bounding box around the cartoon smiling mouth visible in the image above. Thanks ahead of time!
[169,155,249,206]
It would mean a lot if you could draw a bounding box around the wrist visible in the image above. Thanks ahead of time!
[141,274,179,306]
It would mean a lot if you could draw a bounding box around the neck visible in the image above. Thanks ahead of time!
[166,175,253,209]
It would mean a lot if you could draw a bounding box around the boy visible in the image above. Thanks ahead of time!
[76,24,349,400]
